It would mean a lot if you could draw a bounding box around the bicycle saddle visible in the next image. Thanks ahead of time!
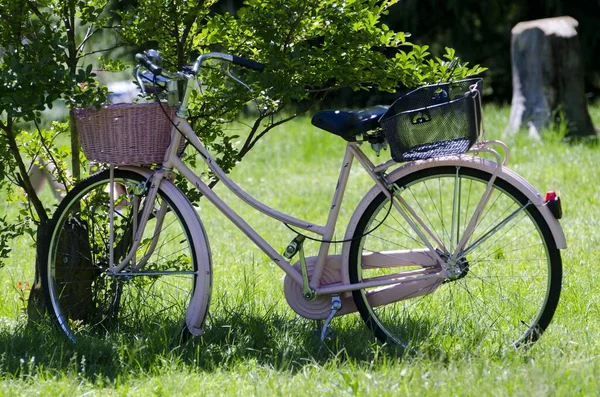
[311,106,389,141]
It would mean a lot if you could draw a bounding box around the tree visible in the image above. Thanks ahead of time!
[1,0,484,319]
[0,0,108,315]
[118,0,485,192]
[0,0,71,269]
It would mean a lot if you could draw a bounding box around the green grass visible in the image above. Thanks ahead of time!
[1,102,600,395]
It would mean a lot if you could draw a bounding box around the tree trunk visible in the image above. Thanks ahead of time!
[506,16,597,139]
[26,220,51,323]
[28,216,98,324]
[69,108,81,182]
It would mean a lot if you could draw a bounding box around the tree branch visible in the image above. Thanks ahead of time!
[238,96,325,160]
[26,1,43,18]
[237,114,266,157]
[281,3,309,54]
[307,86,343,93]
[81,45,125,58]
[76,25,96,54]
[34,120,70,193]
[61,4,81,182]
[180,1,208,57]
[68,108,81,182]
[4,119,48,223]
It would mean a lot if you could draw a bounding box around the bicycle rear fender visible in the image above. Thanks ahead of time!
[340,155,567,289]
[121,166,213,336]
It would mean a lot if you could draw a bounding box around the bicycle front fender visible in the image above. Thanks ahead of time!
[120,166,213,336]
[340,155,567,289]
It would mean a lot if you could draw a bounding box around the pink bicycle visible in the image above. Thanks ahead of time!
[41,50,565,350]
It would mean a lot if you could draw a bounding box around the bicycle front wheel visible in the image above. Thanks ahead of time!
[348,165,562,351]
[42,169,210,343]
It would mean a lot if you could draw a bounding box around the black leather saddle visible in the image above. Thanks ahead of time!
[311,106,389,141]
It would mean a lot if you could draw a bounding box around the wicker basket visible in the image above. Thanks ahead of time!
[75,103,184,165]
[380,78,483,162]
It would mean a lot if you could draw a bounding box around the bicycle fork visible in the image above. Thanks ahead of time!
[107,168,167,274]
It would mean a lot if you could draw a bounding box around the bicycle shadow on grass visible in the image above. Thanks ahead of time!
[0,308,447,382]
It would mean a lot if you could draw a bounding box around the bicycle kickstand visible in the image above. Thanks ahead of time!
[320,294,342,342]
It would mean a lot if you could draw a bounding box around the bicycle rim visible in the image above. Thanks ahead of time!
[42,169,199,342]
[349,166,562,352]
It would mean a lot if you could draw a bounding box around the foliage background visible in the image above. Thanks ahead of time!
[113,0,600,106]
[385,0,600,102]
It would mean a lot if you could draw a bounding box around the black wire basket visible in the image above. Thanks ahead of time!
[379,78,483,162]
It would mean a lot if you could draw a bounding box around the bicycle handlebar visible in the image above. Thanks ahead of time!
[135,52,162,76]
[135,50,265,77]
[232,55,265,72]
[190,52,265,74]
[134,50,265,101]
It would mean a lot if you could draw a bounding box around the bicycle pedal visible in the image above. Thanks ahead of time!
[283,235,305,259]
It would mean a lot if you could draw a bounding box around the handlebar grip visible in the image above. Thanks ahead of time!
[232,55,265,72]
[135,53,162,76]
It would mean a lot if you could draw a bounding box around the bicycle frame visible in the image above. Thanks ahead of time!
[107,109,567,308]
[104,58,566,322]
[106,111,448,294]
[41,50,568,348]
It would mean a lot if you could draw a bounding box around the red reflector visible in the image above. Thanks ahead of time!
[545,191,557,201]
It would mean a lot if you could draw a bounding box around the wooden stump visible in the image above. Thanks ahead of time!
[506,16,597,139]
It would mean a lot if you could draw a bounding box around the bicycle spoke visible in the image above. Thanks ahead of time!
[44,170,203,342]
[350,166,561,351]
[464,202,532,256]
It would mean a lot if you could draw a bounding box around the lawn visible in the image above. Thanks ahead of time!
[1,102,599,396]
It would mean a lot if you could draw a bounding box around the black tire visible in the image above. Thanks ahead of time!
[41,169,201,342]
[349,166,562,351]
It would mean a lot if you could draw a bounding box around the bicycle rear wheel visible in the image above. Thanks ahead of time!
[41,169,211,343]
[348,165,562,351]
